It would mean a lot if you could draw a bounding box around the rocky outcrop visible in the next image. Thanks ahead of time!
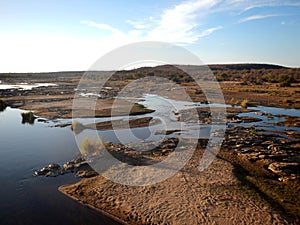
[34,163,62,177]
[34,156,98,178]
[268,162,300,182]
[223,125,300,182]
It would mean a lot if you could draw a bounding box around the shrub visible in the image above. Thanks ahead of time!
[279,80,291,87]
[230,97,239,107]
[80,137,104,156]
[282,98,292,104]
[241,99,249,108]
[70,120,86,134]
[216,72,229,81]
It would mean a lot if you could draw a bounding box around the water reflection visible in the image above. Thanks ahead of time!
[21,111,36,124]
[0,99,7,111]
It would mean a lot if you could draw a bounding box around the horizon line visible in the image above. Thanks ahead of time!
[0,62,298,74]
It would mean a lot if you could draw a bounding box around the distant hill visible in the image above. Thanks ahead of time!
[0,64,298,85]
[208,63,287,70]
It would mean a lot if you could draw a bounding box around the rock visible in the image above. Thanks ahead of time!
[73,156,85,164]
[76,170,98,178]
[63,161,75,172]
[63,156,88,172]
[74,161,88,169]
[258,154,267,159]
[267,144,280,151]
[278,174,300,182]
[37,118,48,123]
[238,116,262,123]
[261,141,273,145]
[268,162,300,181]
[48,163,60,170]
[34,156,94,178]
[254,112,264,116]
[34,163,62,177]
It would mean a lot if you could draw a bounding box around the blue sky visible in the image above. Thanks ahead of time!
[0,0,299,72]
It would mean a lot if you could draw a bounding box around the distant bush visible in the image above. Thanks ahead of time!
[278,75,296,87]
[216,72,229,81]
[279,80,291,87]
[262,73,298,85]
[21,111,36,124]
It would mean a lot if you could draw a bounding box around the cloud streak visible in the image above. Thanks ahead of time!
[82,0,224,44]
[238,14,286,23]
[81,20,124,35]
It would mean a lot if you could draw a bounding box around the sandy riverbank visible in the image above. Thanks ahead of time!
[59,148,293,225]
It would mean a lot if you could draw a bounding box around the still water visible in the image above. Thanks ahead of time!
[0,107,120,225]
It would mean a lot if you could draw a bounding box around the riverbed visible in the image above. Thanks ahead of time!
[0,93,299,224]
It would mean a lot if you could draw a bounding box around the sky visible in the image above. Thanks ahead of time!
[0,0,299,72]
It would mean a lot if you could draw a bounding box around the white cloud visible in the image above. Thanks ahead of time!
[199,26,223,37]
[238,14,285,23]
[82,0,223,44]
[146,0,221,43]
[226,0,300,13]
[80,20,124,35]
[126,20,150,29]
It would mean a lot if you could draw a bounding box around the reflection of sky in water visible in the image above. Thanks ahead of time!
[248,106,299,117]
[0,83,56,90]
[69,94,299,147]
[234,109,300,133]
[0,109,114,225]
[73,95,222,149]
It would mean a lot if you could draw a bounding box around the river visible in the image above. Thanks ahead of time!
[0,107,121,225]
